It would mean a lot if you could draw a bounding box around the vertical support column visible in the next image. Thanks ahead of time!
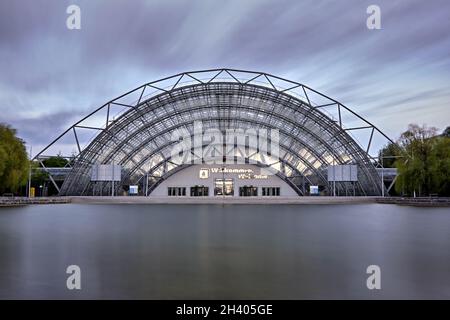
[111,162,115,197]
[28,146,32,198]
[381,155,385,197]
[302,175,305,196]
[333,157,336,197]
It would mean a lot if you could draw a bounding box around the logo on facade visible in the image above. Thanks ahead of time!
[199,168,210,179]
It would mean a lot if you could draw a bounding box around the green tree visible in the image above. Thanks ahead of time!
[0,123,29,194]
[429,136,450,196]
[378,142,401,168]
[394,124,450,196]
[42,154,69,168]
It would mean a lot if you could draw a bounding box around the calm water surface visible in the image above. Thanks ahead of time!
[0,203,449,299]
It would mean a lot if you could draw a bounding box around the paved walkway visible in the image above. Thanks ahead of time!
[70,196,377,205]
[2,196,448,206]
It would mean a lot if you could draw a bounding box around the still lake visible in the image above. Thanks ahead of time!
[0,203,449,299]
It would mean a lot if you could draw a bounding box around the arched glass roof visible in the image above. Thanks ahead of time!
[34,69,394,196]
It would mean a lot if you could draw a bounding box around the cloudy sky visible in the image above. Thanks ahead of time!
[1,0,449,155]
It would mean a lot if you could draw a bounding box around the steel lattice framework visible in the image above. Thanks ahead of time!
[34,68,395,196]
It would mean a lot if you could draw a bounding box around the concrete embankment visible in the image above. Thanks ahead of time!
[70,196,450,206]
[70,196,377,205]
[1,196,449,207]
[0,197,71,207]
[375,197,450,207]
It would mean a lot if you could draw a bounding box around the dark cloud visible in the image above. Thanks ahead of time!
[3,110,83,144]
[0,0,449,151]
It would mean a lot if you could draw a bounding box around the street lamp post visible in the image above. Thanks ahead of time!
[28,146,32,198]
[381,151,384,197]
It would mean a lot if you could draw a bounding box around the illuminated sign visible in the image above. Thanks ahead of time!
[310,185,319,195]
[238,173,268,180]
[210,167,253,174]
[129,185,138,195]
[199,167,268,179]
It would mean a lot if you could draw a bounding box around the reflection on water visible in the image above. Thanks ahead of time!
[0,203,449,299]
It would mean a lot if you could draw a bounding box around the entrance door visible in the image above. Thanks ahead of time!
[239,186,258,196]
[214,179,234,196]
[191,185,209,196]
